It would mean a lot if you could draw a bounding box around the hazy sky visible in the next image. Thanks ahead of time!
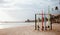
[0,0,60,21]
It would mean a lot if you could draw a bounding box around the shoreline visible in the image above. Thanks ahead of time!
[0,24,60,35]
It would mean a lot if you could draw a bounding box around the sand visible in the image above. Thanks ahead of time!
[0,23,60,35]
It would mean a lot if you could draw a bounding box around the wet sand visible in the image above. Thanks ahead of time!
[0,23,60,35]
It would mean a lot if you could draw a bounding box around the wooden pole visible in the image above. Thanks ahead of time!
[50,14,52,30]
[35,14,37,30]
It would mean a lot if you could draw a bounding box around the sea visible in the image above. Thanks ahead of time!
[0,22,35,29]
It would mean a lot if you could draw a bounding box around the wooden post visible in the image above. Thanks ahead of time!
[35,14,37,30]
[50,14,52,30]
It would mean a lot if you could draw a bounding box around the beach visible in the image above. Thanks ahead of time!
[0,23,60,35]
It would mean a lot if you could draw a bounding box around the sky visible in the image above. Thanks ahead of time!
[0,0,60,21]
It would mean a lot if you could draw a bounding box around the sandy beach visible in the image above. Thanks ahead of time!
[0,23,60,35]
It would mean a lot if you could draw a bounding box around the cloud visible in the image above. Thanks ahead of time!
[0,0,60,21]
[0,0,14,3]
[0,0,6,3]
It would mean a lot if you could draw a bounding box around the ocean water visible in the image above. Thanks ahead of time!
[0,22,50,29]
[0,22,34,29]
